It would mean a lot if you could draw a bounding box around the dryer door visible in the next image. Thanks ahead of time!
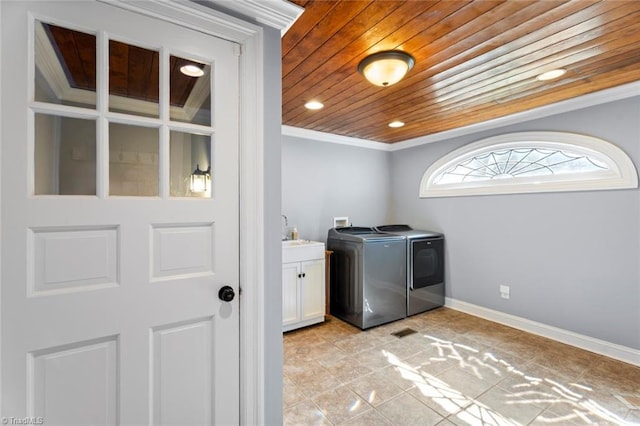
[410,238,444,289]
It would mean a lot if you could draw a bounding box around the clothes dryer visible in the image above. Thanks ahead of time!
[375,225,445,316]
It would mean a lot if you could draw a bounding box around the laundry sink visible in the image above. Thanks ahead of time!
[282,240,324,263]
[282,239,314,247]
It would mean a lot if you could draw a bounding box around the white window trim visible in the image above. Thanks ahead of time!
[419,132,638,198]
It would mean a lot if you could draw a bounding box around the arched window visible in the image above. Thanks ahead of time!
[419,132,638,198]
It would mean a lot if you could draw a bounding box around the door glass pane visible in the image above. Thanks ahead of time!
[35,21,96,109]
[170,56,211,126]
[169,131,211,198]
[34,114,96,195]
[109,123,158,196]
[109,40,159,118]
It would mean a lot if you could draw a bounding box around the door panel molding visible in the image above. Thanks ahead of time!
[28,335,119,424]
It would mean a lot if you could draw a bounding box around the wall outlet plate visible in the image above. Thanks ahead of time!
[500,285,510,299]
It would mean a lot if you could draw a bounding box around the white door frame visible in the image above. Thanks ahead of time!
[0,0,302,424]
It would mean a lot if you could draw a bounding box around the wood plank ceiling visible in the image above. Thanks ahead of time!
[43,23,204,108]
[282,0,640,144]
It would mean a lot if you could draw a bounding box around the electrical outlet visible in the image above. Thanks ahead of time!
[500,285,510,299]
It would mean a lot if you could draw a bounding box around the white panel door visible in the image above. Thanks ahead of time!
[1,1,240,425]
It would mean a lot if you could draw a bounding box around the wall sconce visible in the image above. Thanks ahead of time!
[357,50,415,87]
[190,164,211,193]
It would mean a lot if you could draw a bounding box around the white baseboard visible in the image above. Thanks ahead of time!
[445,297,640,367]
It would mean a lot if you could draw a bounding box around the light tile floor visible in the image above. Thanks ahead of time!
[283,308,640,425]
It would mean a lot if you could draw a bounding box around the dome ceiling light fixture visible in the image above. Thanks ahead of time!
[357,50,415,87]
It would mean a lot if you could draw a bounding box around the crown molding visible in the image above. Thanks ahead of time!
[392,81,640,152]
[282,125,392,151]
[203,0,304,36]
[283,81,640,152]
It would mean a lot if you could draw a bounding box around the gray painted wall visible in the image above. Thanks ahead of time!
[282,136,391,242]
[263,26,284,425]
[281,96,640,351]
[390,97,640,350]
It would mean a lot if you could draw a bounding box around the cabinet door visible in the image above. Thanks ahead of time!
[300,259,325,321]
[282,262,301,326]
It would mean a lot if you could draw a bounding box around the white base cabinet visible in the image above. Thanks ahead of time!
[282,241,325,332]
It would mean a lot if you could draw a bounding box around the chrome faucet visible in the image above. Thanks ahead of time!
[281,215,289,240]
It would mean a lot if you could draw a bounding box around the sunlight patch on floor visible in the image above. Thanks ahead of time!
[283,310,640,425]
[383,348,517,424]
[383,332,633,425]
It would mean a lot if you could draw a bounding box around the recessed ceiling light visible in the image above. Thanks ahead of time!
[304,101,324,110]
[180,64,205,77]
[388,121,405,128]
[537,68,566,81]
